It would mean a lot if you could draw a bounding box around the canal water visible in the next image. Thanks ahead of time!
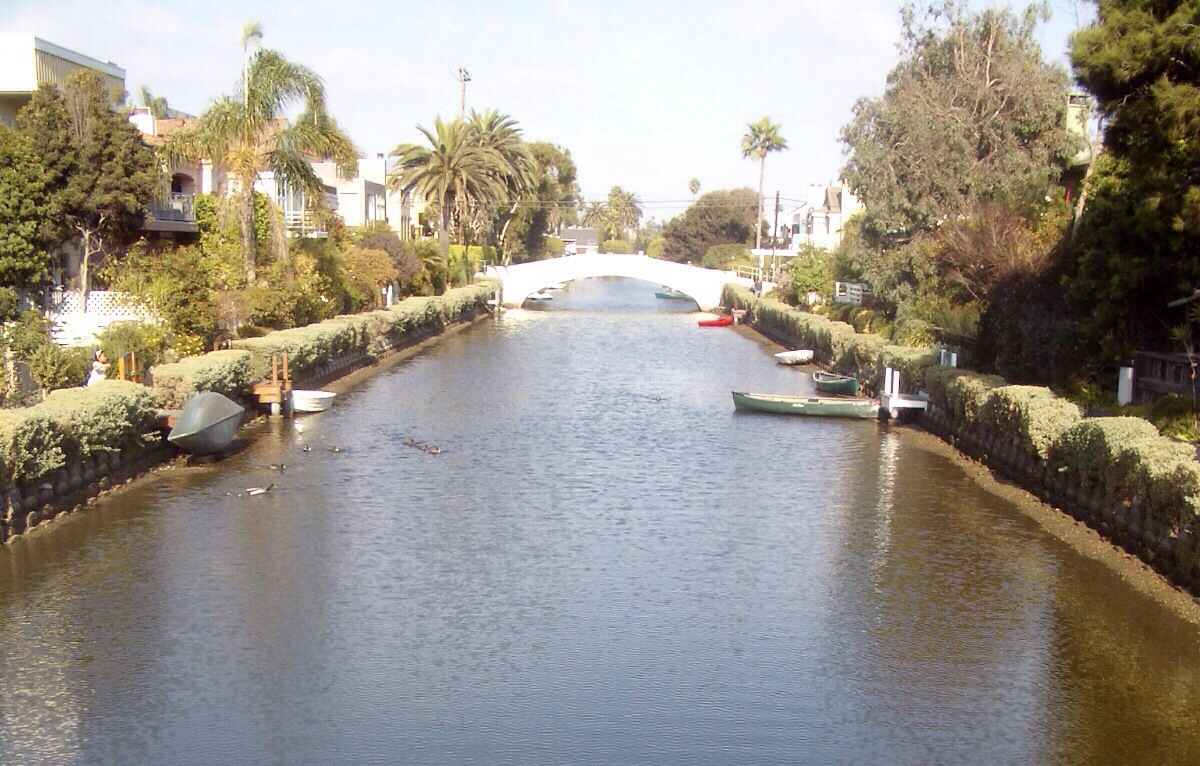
[2,277,1199,764]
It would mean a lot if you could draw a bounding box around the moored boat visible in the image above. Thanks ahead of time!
[526,292,553,302]
[698,315,733,327]
[774,349,814,365]
[813,371,859,395]
[168,391,245,454]
[731,390,879,419]
[292,390,336,413]
[655,288,690,299]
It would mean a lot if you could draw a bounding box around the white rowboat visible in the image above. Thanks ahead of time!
[774,349,814,365]
[292,390,336,413]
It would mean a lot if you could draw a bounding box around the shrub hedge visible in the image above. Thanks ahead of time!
[149,350,253,409]
[978,385,1082,459]
[0,380,157,492]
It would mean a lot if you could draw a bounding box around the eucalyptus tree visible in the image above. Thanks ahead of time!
[741,117,787,251]
[164,23,357,284]
[137,86,171,119]
[388,117,506,284]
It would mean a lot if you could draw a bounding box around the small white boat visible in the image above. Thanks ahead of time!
[545,282,567,291]
[774,349,814,365]
[292,390,336,413]
[526,292,553,302]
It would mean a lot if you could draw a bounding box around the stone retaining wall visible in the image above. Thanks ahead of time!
[2,308,485,543]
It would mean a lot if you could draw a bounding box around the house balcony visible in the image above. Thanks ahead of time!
[284,209,328,239]
[145,193,198,234]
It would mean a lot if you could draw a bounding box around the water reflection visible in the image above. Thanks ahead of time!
[1,277,1198,764]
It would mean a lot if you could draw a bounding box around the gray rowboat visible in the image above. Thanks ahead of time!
[168,392,245,454]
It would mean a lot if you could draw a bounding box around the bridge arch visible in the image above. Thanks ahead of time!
[483,254,752,311]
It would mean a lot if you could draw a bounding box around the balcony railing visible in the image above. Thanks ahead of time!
[148,193,195,222]
[284,209,328,238]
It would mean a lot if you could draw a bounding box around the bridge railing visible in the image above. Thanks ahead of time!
[735,265,762,281]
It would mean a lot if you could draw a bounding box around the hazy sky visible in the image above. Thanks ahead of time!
[2,0,1094,220]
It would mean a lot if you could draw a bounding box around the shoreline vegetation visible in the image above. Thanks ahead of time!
[723,284,1200,599]
[0,282,494,543]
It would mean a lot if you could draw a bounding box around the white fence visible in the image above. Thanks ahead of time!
[833,281,871,305]
[48,290,157,347]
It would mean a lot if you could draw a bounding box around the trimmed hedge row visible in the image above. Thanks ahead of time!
[0,381,157,491]
[230,283,493,380]
[723,284,1200,540]
[149,350,253,409]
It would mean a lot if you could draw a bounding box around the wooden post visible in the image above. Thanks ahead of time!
[281,351,288,385]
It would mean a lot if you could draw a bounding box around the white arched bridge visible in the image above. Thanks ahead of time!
[483,254,753,311]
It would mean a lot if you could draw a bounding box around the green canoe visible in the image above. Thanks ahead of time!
[732,391,879,419]
[655,289,690,300]
[812,371,859,396]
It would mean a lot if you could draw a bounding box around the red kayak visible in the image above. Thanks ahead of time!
[698,315,733,327]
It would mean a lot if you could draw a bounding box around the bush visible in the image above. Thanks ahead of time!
[600,239,633,254]
[1049,417,1200,531]
[925,366,1006,426]
[703,243,750,270]
[979,385,1082,459]
[28,344,88,392]
[149,350,253,409]
[98,320,167,371]
[0,287,18,322]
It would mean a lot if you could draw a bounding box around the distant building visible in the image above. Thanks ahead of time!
[788,184,862,251]
[0,35,125,127]
[560,227,600,255]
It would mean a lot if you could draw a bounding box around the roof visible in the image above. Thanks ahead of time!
[559,227,599,246]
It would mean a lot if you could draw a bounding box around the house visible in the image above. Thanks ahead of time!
[559,227,600,255]
[788,184,862,251]
[312,157,400,231]
[133,110,336,238]
[0,35,124,127]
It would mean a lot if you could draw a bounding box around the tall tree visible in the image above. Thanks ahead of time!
[689,178,701,197]
[388,117,505,286]
[741,116,787,251]
[466,109,536,254]
[138,85,170,119]
[661,188,758,264]
[18,71,158,307]
[509,142,579,263]
[165,24,357,283]
[1067,0,1200,355]
[607,186,643,241]
[0,126,50,287]
[841,2,1077,240]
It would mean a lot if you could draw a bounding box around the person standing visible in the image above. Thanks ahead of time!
[87,349,108,386]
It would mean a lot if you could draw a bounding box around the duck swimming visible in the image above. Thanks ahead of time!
[428,446,441,455]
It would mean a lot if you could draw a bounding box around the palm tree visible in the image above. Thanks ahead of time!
[467,109,536,256]
[388,117,506,288]
[165,24,357,283]
[689,178,700,197]
[607,186,643,241]
[741,116,787,252]
[581,200,608,232]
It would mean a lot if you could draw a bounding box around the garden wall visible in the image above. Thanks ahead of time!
[723,285,1200,596]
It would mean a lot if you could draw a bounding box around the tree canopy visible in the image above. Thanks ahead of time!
[1066,0,1200,357]
[0,126,49,287]
[660,188,758,264]
[17,71,159,304]
[841,1,1078,240]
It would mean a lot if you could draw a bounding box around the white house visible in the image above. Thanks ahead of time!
[788,184,862,251]
[0,35,124,127]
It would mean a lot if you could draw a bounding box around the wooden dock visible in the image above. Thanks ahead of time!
[878,367,928,421]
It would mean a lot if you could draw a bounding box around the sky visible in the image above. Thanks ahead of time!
[1,0,1095,222]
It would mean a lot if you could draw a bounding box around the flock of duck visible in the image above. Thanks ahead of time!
[237,422,442,498]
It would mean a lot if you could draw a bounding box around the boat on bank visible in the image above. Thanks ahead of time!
[774,349,814,365]
[813,371,859,395]
[698,315,733,327]
[732,390,879,419]
[167,392,245,454]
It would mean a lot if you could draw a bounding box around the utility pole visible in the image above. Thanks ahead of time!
[771,190,780,280]
[455,67,471,119]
